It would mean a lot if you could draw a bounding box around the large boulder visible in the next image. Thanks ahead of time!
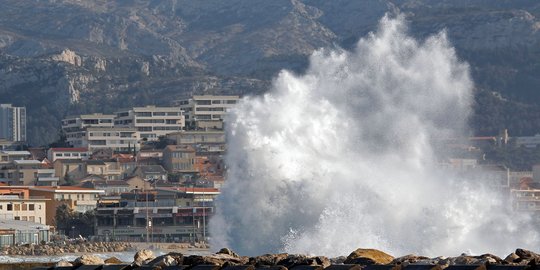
[344,249,394,265]
[147,252,184,268]
[391,255,431,266]
[504,253,520,264]
[249,253,289,266]
[184,253,249,266]
[218,248,240,258]
[277,255,331,268]
[55,260,73,267]
[133,249,156,266]
[73,254,105,266]
[516,249,540,261]
[104,257,124,264]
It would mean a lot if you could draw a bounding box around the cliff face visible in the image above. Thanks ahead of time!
[0,0,539,145]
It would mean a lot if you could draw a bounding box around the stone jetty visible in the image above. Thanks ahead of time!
[31,247,540,270]
[2,241,133,256]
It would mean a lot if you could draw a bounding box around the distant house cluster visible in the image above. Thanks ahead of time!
[0,95,237,245]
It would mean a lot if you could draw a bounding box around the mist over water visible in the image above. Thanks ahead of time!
[209,15,539,257]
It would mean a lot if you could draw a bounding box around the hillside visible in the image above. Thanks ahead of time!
[0,0,539,145]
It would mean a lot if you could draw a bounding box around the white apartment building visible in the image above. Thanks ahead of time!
[177,95,239,129]
[0,104,26,142]
[47,148,91,162]
[62,113,115,148]
[114,106,184,141]
[84,127,140,152]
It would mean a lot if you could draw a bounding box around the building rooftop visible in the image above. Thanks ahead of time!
[50,148,89,152]
[0,219,49,231]
[165,145,195,152]
[0,150,31,155]
[13,160,41,165]
[137,165,167,175]
[85,160,106,166]
[157,186,220,195]
[30,186,105,193]
[54,159,84,164]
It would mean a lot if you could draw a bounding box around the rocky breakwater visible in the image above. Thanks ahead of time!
[38,247,540,270]
[2,241,133,256]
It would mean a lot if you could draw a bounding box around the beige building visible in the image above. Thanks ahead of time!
[83,127,140,152]
[0,150,31,164]
[53,159,86,184]
[166,130,225,145]
[162,145,196,173]
[0,160,58,186]
[29,186,104,226]
[47,148,91,162]
[177,95,239,129]
[62,113,115,148]
[114,106,184,141]
[0,195,47,225]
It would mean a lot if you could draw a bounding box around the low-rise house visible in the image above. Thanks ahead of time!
[129,165,168,182]
[124,176,152,191]
[162,145,196,174]
[29,186,104,226]
[92,148,113,160]
[0,150,31,164]
[53,159,86,184]
[47,148,91,162]
[0,220,50,246]
[80,179,131,195]
[0,160,58,186]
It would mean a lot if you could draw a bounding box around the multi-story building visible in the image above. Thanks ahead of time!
[166,130,225,145]
[0,104,26,142]
[0,150,31,164]
[114,106,184,141]
[29,186,104,226]
[0,160,59,186]
[95,187,218,242]
[162,145,196,174]
[84,127,140,152]
[0,194,48,224]
[177,95,239,129]
[47,148,91,162]
[62,113,115,147]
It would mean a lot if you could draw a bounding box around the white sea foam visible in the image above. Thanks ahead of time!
[209,15,540,257]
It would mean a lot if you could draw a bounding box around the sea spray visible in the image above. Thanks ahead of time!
[210,15,539,257]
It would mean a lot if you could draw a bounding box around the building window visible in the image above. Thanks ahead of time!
[29,204,34,211]
[14,216,19,220]
[14,204,20,211]
[7,204,12,211]
[22,204,27,211]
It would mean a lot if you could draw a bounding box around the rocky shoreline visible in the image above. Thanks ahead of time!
[28,247,540,270]
[1,242,134,256]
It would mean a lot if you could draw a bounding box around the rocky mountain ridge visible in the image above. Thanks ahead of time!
[1,0,540,145]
